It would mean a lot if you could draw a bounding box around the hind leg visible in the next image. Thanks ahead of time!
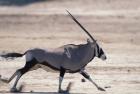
[10,68,28,92]
[10,59,36,92]
[0,70,19,84]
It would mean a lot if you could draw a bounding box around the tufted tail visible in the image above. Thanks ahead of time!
[0,52,26,59]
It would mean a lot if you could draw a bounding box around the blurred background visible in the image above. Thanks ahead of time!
[0,0,140,93]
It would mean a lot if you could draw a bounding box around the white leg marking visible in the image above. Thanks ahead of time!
[59,76,63,90]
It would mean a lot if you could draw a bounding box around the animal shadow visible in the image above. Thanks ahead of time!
[10,82,73,94]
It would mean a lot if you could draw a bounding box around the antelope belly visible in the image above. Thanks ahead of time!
[39,64,58,73]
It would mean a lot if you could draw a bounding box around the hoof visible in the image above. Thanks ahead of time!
[58,89,68,93]
[0,78,9,83]
[10,88,19,93]
[0,76,9,83]
[98,87,106,91]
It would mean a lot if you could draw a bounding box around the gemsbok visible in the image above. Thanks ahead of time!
[0,10,107,93]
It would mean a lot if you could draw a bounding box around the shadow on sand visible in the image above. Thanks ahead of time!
[19,92,70,94]
[0,79,75,94]
[0,0,51,6]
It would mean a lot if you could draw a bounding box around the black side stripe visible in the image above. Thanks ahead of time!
[41,61,60,71]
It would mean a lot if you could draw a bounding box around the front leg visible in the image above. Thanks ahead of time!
[58,67,66,93]
[79,69,105,91]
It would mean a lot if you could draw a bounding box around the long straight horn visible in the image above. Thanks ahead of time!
[66,10,96,42]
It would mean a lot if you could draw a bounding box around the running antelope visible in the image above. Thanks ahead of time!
[0,10,107,93]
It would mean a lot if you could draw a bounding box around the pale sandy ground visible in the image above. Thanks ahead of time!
[0,0,140,94]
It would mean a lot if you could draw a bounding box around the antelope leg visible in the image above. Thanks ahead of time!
[79,70,105,91]
[10,71,22,92]
[10,67,29,92]
[0,70,19,83]
[58,67,66,93]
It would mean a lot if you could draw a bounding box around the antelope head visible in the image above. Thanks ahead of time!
[67,10,107,61]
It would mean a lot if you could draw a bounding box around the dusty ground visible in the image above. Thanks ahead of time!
[0,0,140,94]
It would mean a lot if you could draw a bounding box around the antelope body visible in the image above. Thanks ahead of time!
[26,43,95,72]
[0,11,107,93]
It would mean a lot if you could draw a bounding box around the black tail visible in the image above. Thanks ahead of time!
[0,52,25,59]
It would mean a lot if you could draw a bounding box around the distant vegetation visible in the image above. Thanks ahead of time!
[0,0,47,6]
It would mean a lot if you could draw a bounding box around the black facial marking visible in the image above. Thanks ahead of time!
[98,49,104,58]
[96,44,104,58]
[95,44,100,55]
